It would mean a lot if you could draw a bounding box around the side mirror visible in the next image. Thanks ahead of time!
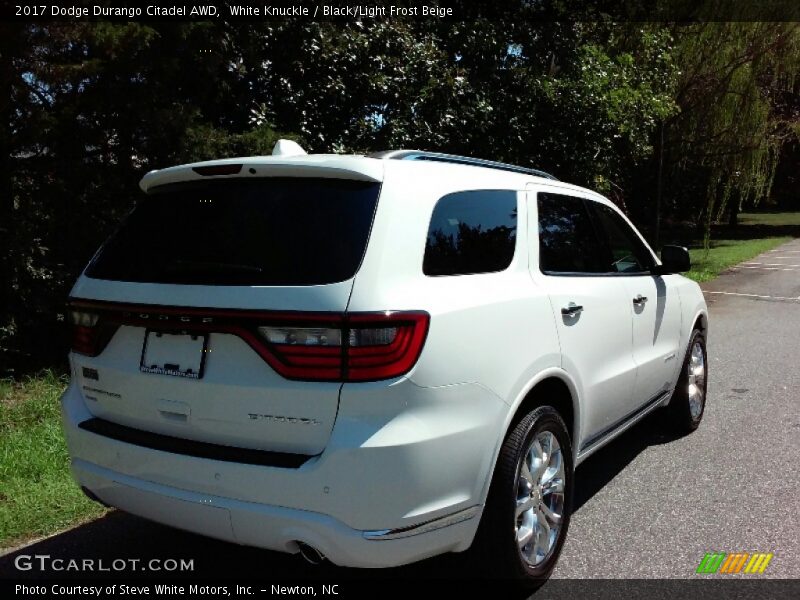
[655,245,691,274]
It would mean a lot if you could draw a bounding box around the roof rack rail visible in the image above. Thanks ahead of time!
[368,150,558,181]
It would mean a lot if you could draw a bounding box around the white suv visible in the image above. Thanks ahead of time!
[61,142,708,583]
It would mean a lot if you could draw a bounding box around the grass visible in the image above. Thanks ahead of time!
[668,211,800,283]
[685,236,792,282]
[737,211,800,227]
[0,371,106,549]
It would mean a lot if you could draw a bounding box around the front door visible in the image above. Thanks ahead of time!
[529,189,638,446]
[586,200,683,405]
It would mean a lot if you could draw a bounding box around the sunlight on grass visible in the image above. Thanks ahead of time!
[686,237,792,282]
[0,371,107,547]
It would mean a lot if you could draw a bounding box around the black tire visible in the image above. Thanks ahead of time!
[667,329,707,433]
[472,405,573,585]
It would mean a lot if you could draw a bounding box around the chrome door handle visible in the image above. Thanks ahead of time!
[633,295,648,305]
[561,302,584,317]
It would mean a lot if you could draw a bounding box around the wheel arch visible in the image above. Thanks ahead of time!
[479,369,581,505]
[694,310,709,335]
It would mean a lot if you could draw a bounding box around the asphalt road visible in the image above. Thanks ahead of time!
[2,240,799,582]
[552,238,800,579]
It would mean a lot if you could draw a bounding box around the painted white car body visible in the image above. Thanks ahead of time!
[61,150,708,567]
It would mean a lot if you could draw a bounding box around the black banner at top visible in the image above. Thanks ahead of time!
[3,0,800,22]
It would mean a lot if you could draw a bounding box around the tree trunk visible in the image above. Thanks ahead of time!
[728,200,740,226]
[654,121,664,248]
[0,25,18,327]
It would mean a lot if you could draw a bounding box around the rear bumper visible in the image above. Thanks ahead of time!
[71,458,477,568]
[61,378,506,567]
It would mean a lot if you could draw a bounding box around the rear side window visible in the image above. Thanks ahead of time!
[86,178,380,285]
[423,190,518,276]
[537,193,607,274]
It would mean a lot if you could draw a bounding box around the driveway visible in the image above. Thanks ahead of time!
[552,238,800,578]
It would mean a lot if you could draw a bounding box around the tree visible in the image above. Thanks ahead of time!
[1,22,297,372]
[664,23,800,239]
[11,14,795,373]
[238,18,677,193]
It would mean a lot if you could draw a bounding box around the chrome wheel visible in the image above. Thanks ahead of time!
[515,430,565,566]
[687,340,706,419]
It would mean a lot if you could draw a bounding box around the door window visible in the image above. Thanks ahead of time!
[537,193,606,274]
[587,201,653,274]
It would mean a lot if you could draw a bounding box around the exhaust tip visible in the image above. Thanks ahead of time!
[296,542,326,565]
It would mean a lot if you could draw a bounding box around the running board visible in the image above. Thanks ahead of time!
[578,390,671,456]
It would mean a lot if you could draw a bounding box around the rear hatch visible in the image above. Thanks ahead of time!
[68,174,380,456]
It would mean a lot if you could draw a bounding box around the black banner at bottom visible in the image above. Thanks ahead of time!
[2,579,800,600]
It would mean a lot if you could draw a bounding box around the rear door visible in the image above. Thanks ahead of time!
[529,189,637,448]
[69,176,380,455]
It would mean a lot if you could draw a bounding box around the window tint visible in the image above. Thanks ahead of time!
[86,178,379,286]
[588,201,653,273]
[537,193,607,273]
[423,190,517,276]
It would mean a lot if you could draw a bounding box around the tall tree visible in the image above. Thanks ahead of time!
[664,23,800,237]
[1,22,295,372]
[239,19,677,193]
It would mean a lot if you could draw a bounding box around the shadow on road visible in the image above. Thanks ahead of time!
[0,412,686,581]
[572,410,689,512]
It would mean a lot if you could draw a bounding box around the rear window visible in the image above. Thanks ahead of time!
[85,178,380,286]
[423,190,517,276]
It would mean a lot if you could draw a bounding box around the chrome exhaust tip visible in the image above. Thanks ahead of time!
[296,542,326,565]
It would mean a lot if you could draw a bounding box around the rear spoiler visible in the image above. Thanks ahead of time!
[140,155,384,192]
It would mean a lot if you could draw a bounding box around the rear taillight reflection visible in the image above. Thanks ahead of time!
[258,326,343,347]
[69,310,99,328]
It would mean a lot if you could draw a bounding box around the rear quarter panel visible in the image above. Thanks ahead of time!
[344,161,564,514]
[347,161,562,404]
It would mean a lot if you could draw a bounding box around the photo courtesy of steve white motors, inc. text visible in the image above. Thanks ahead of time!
[14,584,339,597]
[15,3,456,18]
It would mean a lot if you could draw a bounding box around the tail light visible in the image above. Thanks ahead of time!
[256,312,429,382]
[255,321,345,381]
[346,313,429,381]
[68,309,117,356]
[67,299,429,382]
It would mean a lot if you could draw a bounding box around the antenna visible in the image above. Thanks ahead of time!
[272,139,307,157]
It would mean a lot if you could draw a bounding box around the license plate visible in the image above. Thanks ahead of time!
[140,330,208,379]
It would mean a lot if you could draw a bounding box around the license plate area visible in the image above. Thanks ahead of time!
[140,330,208,379]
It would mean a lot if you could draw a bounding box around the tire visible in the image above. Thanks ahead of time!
[667,329,707,433]
[473,405,573,585]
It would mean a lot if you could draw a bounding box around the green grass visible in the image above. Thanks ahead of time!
[737,211,800,227]
[686,236,792,282]
[0,371,106,548]
[680,210,799,282]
